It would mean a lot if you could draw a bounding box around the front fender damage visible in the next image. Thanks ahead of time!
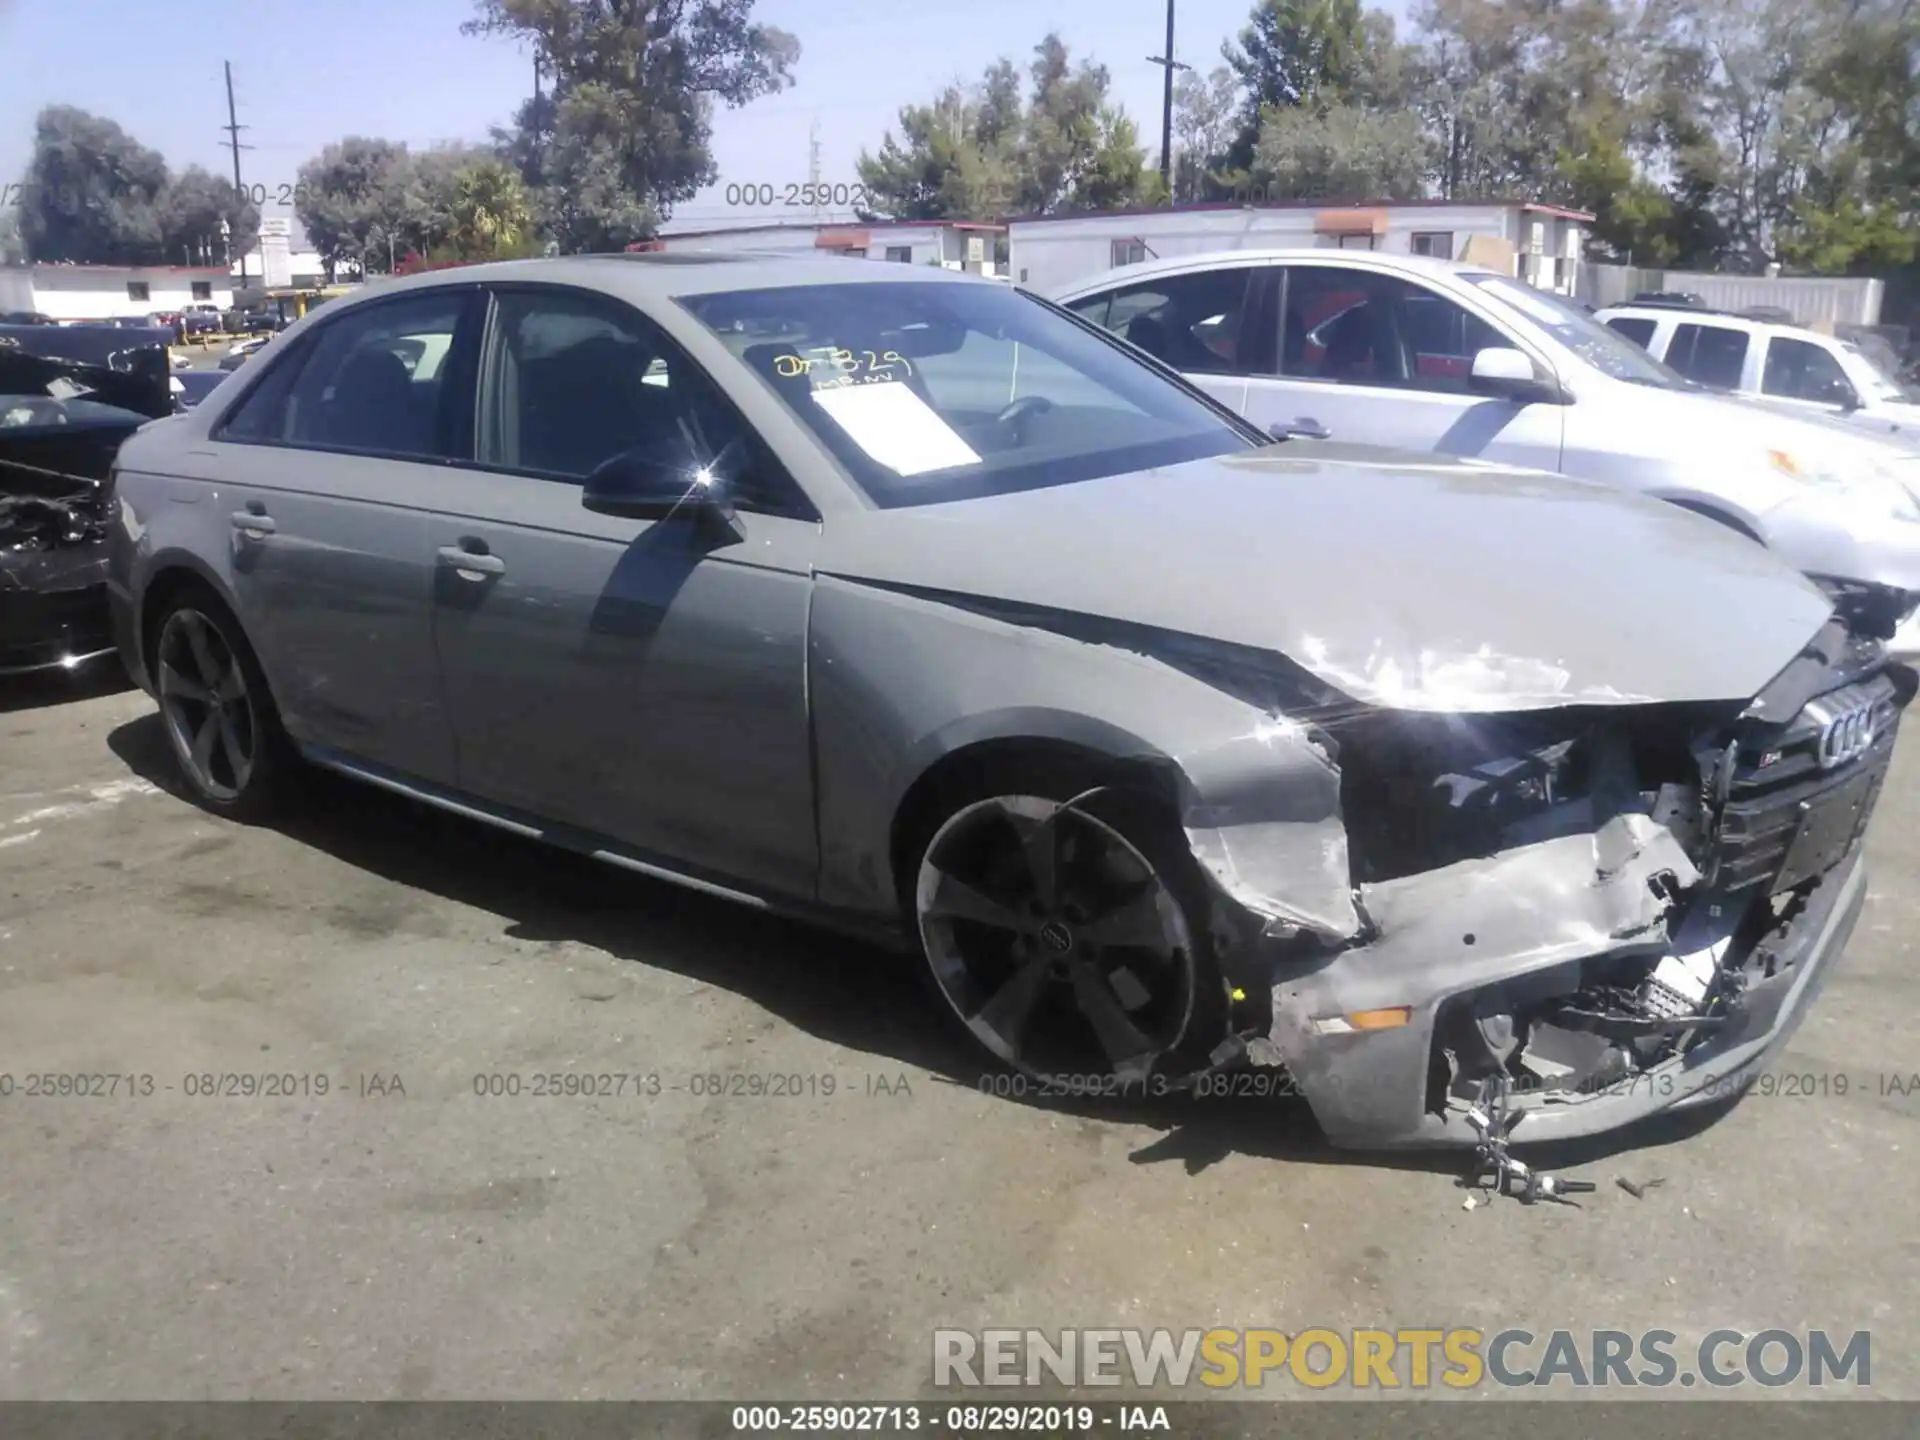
[1170,716,1364,945]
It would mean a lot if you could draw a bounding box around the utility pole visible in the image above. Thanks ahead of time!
[1146,0,1189,199]
[221,61,261,290]
[808,117,822,223]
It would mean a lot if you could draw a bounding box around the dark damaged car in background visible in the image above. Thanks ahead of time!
[104,255,1915,1148]
[1,322,172,676]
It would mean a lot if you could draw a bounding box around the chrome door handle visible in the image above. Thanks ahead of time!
[436,544,505,577]
[231,511,276,534]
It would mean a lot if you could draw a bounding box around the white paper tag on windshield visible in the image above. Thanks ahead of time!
[810,380,981,476]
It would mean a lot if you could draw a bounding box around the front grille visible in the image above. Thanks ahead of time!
[1712,671,1905,893]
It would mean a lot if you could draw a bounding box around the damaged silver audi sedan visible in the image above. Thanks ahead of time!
[105,254,1914,1148]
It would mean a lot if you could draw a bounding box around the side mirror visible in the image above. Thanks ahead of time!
[1470,347,1565,404]
[580,438,741,536]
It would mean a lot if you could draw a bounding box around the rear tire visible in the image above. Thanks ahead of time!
[905,760,1229,1093]
[150,587,294,820]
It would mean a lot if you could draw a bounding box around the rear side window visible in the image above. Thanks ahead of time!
[1604,316,1658,349]
[219,292,470,461]
[1667,323,1749,390]
[1762,337,1860,407]
[1080,268,1254,376]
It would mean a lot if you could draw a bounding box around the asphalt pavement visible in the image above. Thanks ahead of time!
[0,664,1915,1402]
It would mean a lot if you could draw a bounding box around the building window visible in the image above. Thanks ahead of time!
[885,246,912,263]
[1411,232,1454,260]
[127,281,151,302]
[1336,233,1376,250]
[1111,238,1147,268]
[191,281,213,300]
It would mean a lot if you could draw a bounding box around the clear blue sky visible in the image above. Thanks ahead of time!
[0,0,1408,233]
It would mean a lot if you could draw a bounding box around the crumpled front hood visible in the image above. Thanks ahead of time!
[819,448,1836,713]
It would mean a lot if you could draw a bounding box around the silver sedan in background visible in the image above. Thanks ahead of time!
[105,253,1912,1149]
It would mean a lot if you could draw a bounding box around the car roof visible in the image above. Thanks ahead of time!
[1050,247,1502,294]
[312,252,989,313]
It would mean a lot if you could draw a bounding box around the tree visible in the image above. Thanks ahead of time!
[1222,0,1372,169]
[157,165,260,269]
[446,155,536,258]
[857,34,1159,220]
[1251,100,1430,199]
[467,0,800,248]
[1171,66,1240,202]
[16,105,169,264]
[0,204,23,265]
[293,136,411,279]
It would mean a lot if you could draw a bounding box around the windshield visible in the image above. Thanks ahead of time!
[1844,339,1920,403]
[679,281,1257,508]
[1466,275,1689,388]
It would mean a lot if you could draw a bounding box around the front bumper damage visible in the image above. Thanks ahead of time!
[1176,618,1913,1150]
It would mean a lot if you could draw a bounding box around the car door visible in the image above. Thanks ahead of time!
[1238,263,1566,470]
[428,283,820,901]
[1062,264,1266,414]
[208,287,480,784]
[1662,321,1753,394]
[1759,334,1863,420]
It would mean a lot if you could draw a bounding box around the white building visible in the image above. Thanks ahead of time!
[234,216,328,290]
[1008,200,1593,296]
[0,263,234,320]
[651,220,1006,274]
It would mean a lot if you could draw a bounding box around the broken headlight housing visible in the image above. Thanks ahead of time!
[1333,704,1730,885]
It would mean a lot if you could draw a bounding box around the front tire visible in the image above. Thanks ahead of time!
[151,590,292,818]
[909,769,1228,1091]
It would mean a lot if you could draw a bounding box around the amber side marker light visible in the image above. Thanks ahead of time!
[1312,1007,1414,1035]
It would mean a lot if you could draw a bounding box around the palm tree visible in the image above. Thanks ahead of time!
[447,159,534,260]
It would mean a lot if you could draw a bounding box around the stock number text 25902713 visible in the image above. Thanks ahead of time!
[724,183,874,209]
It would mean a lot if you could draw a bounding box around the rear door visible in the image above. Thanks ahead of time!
[428,283,821,900]
[1240,263,1566,470]
[1662,321,1753,393]
[209,287,480,783]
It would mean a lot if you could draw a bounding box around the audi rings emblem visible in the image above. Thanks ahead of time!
[1817,699,1876,769]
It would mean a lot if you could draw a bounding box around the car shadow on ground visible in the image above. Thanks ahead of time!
[107,709,1736,1188]
[0,656,133,714]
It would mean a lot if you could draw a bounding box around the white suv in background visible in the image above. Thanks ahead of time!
[1050,249,1920,651]
[1595,301,1920,447]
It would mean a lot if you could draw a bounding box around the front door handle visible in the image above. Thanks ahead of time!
[436,543,505,577]
[231,508,276,535]
[1269,416,1332,442]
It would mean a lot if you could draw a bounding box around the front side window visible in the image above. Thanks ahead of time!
[1603,315,1658,349]
[217,291,468,460]
[1277,266,1507,394]
[1077,268,1254,376]
[477,287,806,516]
[1467,274,1686,388]
[679,281,1256,509]
[1666,323,1750,390]
[1763,336,1860,407]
